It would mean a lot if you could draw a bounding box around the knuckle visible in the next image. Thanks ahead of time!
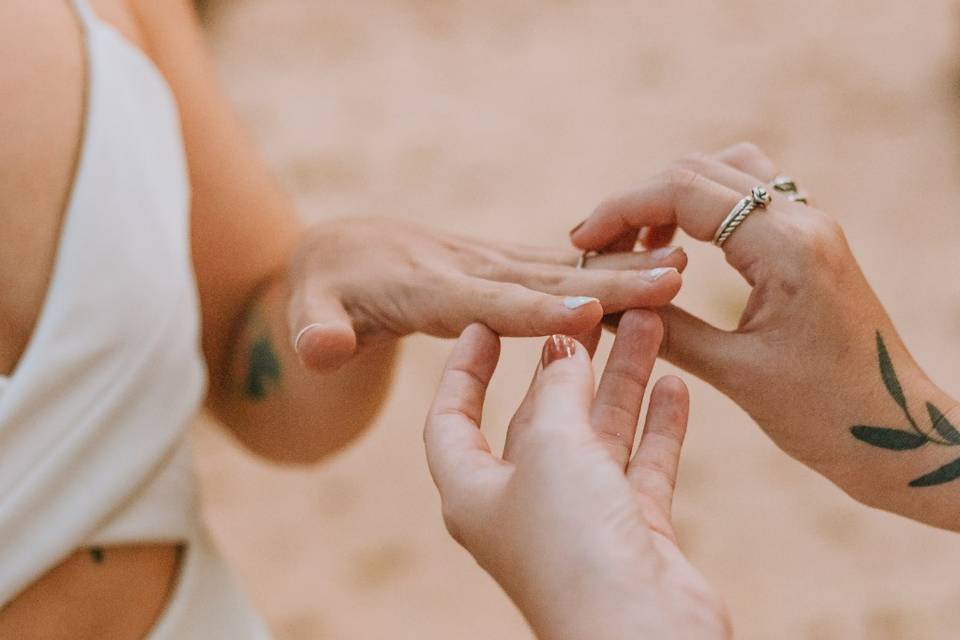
[787,214,846,262]
[730,140,766,161]
[676,152,710,173]
[594,194,622,218]
[663,166,701,198]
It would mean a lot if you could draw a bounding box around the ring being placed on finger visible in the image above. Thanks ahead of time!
[770,174,810,205]
[712,185,771,248]
[576,251,594,269]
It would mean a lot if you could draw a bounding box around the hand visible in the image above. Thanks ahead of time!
[424,311,730,640]
[288,217,684,369]
[571,143,960,530]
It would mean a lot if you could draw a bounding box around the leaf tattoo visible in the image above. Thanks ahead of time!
[246,335,282,400]
[877,332,908,411]
[849,332,960,487]
[927,403,960,445]
[850,426,926,450]
[909,457,960,487]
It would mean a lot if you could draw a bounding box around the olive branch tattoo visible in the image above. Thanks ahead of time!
[849,332,960,487]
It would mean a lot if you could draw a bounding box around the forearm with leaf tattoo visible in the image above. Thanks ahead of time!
[851,333,960,488]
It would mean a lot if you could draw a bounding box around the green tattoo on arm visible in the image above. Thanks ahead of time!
[243,311,282,401]
[850,332,960,487]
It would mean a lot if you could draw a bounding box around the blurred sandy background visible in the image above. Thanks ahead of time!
[190,1,960,638]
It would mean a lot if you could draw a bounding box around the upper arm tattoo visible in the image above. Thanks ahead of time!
[850,332,960,487]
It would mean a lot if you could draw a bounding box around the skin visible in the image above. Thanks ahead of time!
[425,311,731,640]
[0,1,683,636]
[572,142,960,531]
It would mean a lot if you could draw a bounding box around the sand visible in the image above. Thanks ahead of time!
[191,2,960,638]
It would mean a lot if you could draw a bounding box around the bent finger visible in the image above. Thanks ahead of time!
[289,282,358,372]
[425,324,503,500]
[570,169,775,265]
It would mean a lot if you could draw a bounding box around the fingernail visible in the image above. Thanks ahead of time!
[563,296,599,310]
[645,267,678,282]
[542,335,577,368]
[569,220,586,236]
[650,246,681,260]
[294,323,323,352]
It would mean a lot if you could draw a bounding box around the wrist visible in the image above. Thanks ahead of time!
[494,548,666,640]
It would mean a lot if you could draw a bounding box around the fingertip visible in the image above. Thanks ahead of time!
[295,322,358,371]
[458,322,500,345]
[654,375,689,401]
[554,297,604,335]
[639,269,683,308]
[617,308,664,341]
[649,375,691,423]
[670,248,689,273]
[452,322,502,366]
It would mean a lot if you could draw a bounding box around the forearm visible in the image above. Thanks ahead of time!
[758,317,960,531]
[208,274,397,464]
[831,345,960,531]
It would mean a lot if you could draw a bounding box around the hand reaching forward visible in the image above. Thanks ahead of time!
[424,311,730,640]
[288,217,684,370]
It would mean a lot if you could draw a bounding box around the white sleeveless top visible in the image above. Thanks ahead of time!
[0,2,270,636]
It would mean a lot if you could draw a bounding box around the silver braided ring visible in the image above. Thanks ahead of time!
[770,175,809,205]
[712,185,771,247]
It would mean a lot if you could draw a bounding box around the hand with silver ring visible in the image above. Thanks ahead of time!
[570,142,960,532]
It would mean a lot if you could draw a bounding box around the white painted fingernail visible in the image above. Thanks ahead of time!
[650,247,681,260]
[645,267,678,282]
[294,323,324,352]
[563,296,599,310]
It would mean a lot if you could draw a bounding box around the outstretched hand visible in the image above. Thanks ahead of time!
[287,217,684,370]
[424,311,729,640]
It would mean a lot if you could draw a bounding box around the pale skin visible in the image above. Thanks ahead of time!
[425,311,731,640]
[0,1,684,637]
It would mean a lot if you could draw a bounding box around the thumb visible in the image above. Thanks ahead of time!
[656,305,748,394]
[289,285,358,371]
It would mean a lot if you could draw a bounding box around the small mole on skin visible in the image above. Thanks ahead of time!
[90,547,105,564]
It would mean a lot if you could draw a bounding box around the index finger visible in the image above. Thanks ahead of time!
[573,168,742,248]
[424,324,503,499]
[571,167,778,266]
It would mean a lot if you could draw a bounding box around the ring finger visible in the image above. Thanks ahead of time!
[495,260,684,312]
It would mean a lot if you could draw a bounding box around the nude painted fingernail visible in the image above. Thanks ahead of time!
[294,323,323,352]
[645,267,678,282]
[569,220,586,236]
[650,247,681,260]
[563,296,599,310]
[542,335,577,367]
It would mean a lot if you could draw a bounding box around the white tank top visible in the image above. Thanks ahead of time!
[0,0,203,606]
